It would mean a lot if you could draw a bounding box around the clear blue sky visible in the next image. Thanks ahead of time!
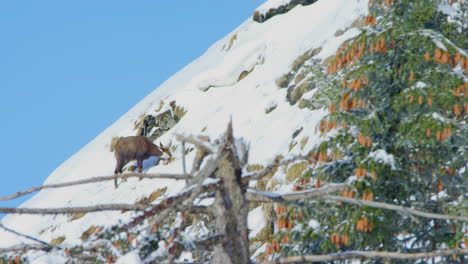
[0,1,261,216]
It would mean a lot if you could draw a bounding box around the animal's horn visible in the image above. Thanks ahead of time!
[159,142,164,148]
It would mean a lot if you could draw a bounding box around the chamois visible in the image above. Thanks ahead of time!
[113,136,171,188]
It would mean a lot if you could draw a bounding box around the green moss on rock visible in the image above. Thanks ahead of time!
[50,236,66,245]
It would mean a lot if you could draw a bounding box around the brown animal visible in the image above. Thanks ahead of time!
[113,136,171,188]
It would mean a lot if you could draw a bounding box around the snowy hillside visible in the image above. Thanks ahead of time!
[0,0,370,261]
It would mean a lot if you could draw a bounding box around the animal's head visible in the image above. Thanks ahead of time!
[159,143,172,160]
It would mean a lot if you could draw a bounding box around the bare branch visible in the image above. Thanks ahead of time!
[247,187,467,222]
[174,134,214,153]
[0,203,153,215]
[0,173,191,202]
[182,142,187,176]
[323,195,468,222]
[0,223,50,246]
[145,141,228,233]
[244,156,315,183]
[127,182,221,228]
[0,244,51,254]
[246,184,349,202]
[193,234,224,250]
[260,248,468,263]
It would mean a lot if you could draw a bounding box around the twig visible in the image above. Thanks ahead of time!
[174,134,213,153]
[0,173,191,202]
[0,223,50,246]
[182,142,187,176]
[259,248,468,263]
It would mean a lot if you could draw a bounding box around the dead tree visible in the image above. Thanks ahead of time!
[209,122,250,264]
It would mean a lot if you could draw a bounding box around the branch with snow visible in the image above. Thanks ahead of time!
[0,203,154,215]
[247,187,468,222]
[259,248,468,263]
[246,184,349,202]
[322,195,468,222]
[0,173,191,202]
[0,244,52,254]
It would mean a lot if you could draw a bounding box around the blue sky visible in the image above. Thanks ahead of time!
[0,1,261,216]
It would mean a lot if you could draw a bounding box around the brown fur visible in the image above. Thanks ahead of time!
[113,136,171,188]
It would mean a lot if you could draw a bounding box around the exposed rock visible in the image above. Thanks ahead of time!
[136,101,187,141]
[253,0,318,23]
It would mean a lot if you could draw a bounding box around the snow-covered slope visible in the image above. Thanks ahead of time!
[0,0,368,251]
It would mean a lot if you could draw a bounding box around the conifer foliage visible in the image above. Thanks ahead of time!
[280,0,467,263]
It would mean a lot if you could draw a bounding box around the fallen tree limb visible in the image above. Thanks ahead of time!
[0,173,191,202]
[260,248,468,263]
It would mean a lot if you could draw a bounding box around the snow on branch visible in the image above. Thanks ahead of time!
[246,184,349,202]
[259,248,468,263]
[0,244,51,254]
[323,195,468,222]
[0,203,153,215]
[247,186,468,222]
[0,173,191,202]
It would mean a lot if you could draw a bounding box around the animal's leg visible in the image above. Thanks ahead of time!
[137,158,143,181]
[114,158,124,189]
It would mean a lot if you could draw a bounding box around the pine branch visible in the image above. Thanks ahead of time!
[260,248,468,263]
[0,173,191,202]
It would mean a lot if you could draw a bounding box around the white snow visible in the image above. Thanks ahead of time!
[366,149,396,170]
[308,219,320,229]
[28,251,67,264]
[115,250,143,264]
[0,0,369,250]
[248,206,267,238]
[255,0,295,15]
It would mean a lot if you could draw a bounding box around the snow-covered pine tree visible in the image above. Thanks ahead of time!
[278,0,467,263]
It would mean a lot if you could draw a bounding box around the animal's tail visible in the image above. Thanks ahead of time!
[109,137,121,152]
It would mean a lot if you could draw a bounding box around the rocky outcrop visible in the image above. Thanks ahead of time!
[136,100,187,141]
[253,0,318,23]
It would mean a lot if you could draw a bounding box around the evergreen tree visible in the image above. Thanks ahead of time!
[280,0,467,263]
